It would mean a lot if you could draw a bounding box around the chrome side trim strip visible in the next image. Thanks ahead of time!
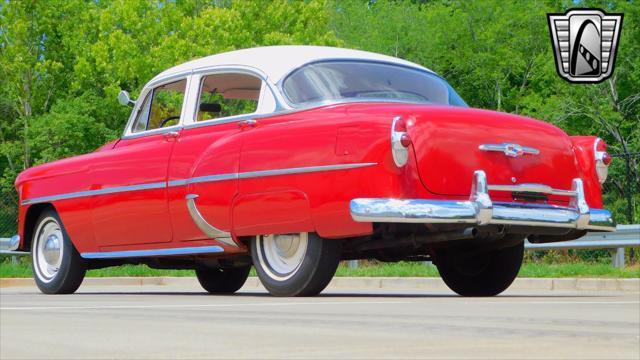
[22,163,377,204]
[168,173,237,187]
[168,163,377,187]
[81,245,225,259]
[22,182,166,205]
[185,194,237,247]
[237,163,377,180]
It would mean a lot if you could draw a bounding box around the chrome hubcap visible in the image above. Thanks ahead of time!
[43,235,61,265]
[258,233,308,281]
[33,218,64,283]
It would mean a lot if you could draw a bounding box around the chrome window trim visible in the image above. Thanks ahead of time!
[81,245,224,259]
[121,74,193,139]
[189,65,289,111]
[277,59,443,109]
[182,105,324,130]
[121,62,452,137]
[183,66,287,128]
[183,98,443,132]
[121,124,184,140]
[130,91,153,134]
[22,163,377,205]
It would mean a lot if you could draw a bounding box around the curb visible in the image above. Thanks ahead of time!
[1,276,638,292]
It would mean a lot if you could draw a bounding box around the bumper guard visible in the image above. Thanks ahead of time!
[350,170,615,231]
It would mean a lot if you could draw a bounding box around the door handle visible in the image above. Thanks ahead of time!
[238,119,257,129]
[163,131,180,140]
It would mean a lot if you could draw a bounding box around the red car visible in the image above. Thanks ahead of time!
[11,46,615,297]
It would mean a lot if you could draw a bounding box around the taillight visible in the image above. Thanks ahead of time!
[594,138,611,184]
[391,116,411,167]
[400,133,412,147]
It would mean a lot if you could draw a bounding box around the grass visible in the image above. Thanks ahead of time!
[1,259,638,279]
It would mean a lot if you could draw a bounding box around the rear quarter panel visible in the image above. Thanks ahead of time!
[234,104,430,238]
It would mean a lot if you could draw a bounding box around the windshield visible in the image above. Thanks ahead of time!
[281,61,467,107]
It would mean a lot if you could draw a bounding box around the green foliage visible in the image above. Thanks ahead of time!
[2,259,638,279]
[0,0,339,182]
[330,0,639,223]
[28,112,115,164]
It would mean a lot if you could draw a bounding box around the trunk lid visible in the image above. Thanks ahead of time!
[406,107,579,200]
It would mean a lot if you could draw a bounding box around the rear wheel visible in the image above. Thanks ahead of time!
[31,209,86,294]
[195,266,251,294]
[435,238,524,296]
[251,232,341,297]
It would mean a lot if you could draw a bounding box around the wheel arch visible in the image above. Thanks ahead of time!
[22,203,56,251]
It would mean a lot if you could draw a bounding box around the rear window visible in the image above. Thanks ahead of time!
[282,61,467,107]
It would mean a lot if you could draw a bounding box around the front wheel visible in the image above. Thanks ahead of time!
[251,232,342,297]
[31,209,86,294]
[435,238,524,296]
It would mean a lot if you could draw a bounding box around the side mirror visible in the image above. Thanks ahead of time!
[118,90,136,107]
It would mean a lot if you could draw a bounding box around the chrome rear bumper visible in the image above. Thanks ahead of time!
[350,171,615,232]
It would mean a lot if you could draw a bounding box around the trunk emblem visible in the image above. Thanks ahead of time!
[479,143,540,158]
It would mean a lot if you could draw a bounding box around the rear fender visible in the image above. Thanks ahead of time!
[231,190,315,236]
[570,136,604,208]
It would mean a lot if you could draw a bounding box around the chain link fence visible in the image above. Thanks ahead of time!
[0,186,18,238]
[527,152,639,267]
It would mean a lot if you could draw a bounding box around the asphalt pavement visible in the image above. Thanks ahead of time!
[1,284,639,359]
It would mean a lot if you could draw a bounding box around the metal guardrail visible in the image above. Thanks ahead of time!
[525,224,640,250]
[525,224,639,268]
[2,225,639,265]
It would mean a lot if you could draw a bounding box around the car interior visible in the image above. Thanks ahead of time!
[197,73,262,121]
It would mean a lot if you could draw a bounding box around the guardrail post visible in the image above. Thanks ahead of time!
[612,247,625,268]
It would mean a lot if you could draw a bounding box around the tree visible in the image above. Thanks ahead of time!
[0,0,340,190]
[330,0,639,222]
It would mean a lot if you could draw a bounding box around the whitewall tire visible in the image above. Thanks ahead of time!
[31,209,86,294]
[251,232,341,297]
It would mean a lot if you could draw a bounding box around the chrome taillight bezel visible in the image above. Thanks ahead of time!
[391,116,410,167]
[593,138,610,184]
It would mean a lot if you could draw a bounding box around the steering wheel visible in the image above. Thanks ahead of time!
[159,116,181,128]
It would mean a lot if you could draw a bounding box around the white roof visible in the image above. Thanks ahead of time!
[151,45,434,84]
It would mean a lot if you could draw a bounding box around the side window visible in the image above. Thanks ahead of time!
[132,79,187,132]
[196,73,262,122]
